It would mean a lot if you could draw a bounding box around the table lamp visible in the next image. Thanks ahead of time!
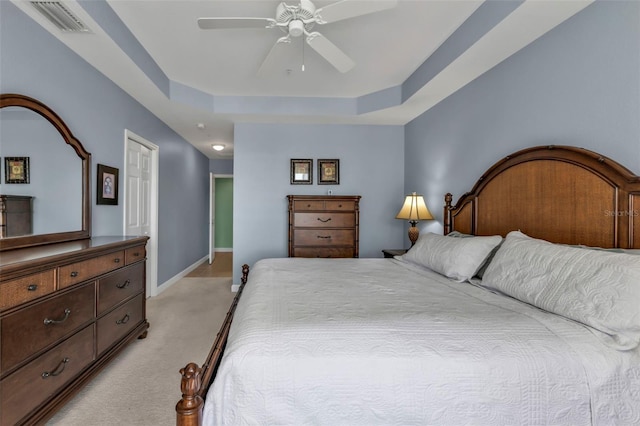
[395,192,433,246]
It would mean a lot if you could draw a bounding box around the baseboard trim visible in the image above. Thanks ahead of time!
[214,248,233,252]
[155,255,208,295]
[231,284,240,293]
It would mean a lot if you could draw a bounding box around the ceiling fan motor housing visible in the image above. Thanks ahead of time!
[276,0,316,35]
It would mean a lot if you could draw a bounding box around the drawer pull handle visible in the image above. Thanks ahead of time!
[114,258,121,263]
[317,217,332,223]
[42,357,70,379]
[317,235,331,239]
[27,284,38,291]
[116,279,131,289]
[116,313,131,325]
[70,271,79,278]
[44,308,71,325]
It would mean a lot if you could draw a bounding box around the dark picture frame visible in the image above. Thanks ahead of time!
[318,159,340,185]
[290,159,313,185]
[4,157,30,184]
[97,163,119,205]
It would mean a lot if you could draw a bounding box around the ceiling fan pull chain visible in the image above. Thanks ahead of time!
[301,36,305,71]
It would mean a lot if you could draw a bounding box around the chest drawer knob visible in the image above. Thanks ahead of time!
[41,357,70,379]
[116,313,131,325]
[317,235,331,239]
[27,284,38,291]
[44,308,72,325]
[70,271,79,278]
[116,279,131,289]
[114,258,121,263]
[317,217,332,223]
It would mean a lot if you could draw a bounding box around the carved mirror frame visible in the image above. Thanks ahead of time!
[0,93,91,251]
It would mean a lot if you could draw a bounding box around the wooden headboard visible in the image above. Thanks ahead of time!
[444,145,640,249]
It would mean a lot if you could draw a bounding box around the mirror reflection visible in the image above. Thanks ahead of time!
[0,106,82,238]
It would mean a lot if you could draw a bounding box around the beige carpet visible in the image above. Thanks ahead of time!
[47,277,234,426]
[187,253,233,278]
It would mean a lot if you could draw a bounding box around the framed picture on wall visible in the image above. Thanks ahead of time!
[318,159,339,185]
[97,163,119,205]
[4,157,30,184]
[290,159,313,184]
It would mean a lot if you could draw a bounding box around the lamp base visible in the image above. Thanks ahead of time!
[408,221,419,246]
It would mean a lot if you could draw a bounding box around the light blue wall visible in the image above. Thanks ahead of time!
[405,0,640,235]
[1,2,210,287]
[210,159,233,175]
[233,123,405,282]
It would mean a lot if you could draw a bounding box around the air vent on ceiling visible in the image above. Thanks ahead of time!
[30,1,90,33]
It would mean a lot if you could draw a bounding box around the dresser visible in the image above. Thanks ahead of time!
[288,195,361,258]
[0,236,149,426]
[0,195,33,238]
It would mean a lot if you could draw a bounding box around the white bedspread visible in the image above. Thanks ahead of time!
[203,258,640,425]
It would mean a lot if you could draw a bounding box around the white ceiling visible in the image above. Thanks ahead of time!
[11,0,593,159]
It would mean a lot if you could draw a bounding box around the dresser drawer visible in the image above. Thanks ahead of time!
[324,200,355,211]
[97,293,144,355]
[293,200,325,211]
[98,262,144,315]
[58,250,125,288]
[1,325,94,426]
[1,282,95,374]
[293,229,355,246]
[293,212,355,228]
[125,245,146,265]
[0,269,56,311]
[292,247,355,258]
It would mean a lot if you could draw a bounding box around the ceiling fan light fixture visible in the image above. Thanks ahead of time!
[288,19,304,37]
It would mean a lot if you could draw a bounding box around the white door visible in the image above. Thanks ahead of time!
[209,172,215,264]
[124,131,159,297]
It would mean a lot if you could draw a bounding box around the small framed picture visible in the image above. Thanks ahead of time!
[290,159,313,185]
[318,159,339,185]
[97,164,119,205]
[4,157,30,184]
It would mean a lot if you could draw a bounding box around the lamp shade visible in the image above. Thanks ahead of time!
[395,192,434,221]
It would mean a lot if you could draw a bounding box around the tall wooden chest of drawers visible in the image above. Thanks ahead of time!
[288,195,361,258]
[0,236,149,425]
[0,195,33,238]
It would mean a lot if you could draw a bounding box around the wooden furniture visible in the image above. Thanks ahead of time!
[176,145,640,426]
[0,94,91,252]
[444,145,640,248]
[287,195,361,258]
[381,249,407,258]
[0,195,33,238]
[0,94,151,425]
[0,236,149,425]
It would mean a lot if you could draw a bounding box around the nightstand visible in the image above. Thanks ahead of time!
[382,249,408,258]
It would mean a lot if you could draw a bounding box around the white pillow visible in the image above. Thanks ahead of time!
[482,231,640,349]
[400,232,502,282]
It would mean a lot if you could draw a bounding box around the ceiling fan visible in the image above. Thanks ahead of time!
[197,0,398,73]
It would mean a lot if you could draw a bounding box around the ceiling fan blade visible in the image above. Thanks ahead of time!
[197,17,276,30]
[314,0,398,24]
[305,32,355,73]
[257,36,292,75]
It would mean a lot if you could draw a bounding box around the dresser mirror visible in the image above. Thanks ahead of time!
[0,94,91,251]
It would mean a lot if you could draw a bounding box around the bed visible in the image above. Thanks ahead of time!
[176,145,640,425]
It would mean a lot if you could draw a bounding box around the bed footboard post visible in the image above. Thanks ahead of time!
[444,193,453,235]
[176,362,204,426]
[241,264,250,285]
